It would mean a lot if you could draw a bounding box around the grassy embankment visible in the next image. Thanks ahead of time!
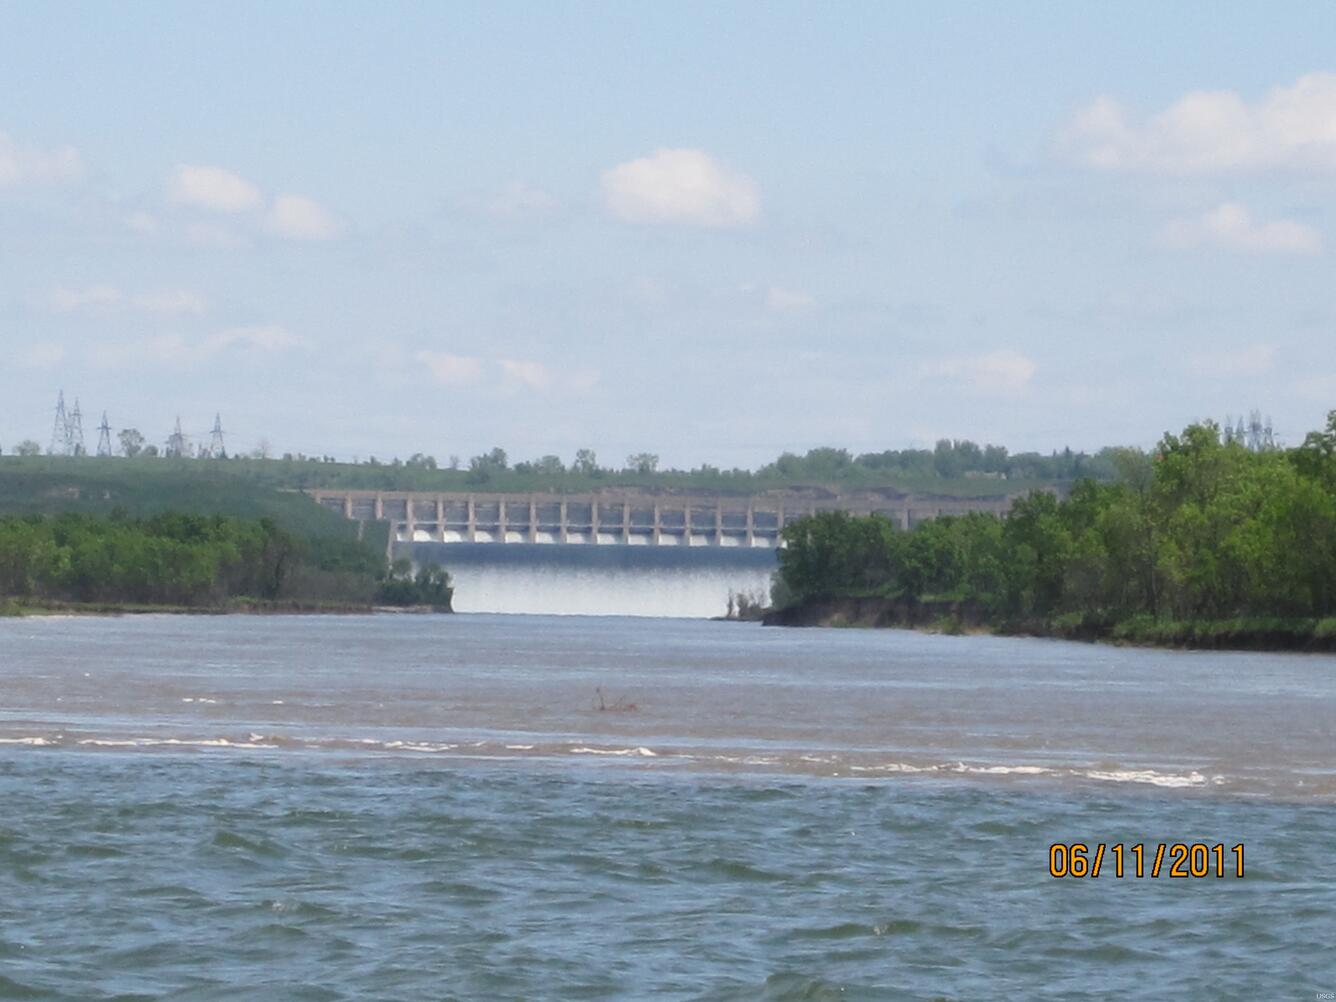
[0,457,447,615]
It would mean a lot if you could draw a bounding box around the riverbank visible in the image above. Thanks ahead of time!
[0,598,451,617]
[762,595,1336,652]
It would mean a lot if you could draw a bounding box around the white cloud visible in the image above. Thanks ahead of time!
[267,194,342,240]
[1159,202,1322,254]
[1058,72,1336,173]
[486,181,560,219]
[0,131,84,186]
[168,164,262,212]
[416,351,598,393]
[1183,342,1275,378]
[47,285,207,315]
[49,284,124,312]
[499,358,553,390]
[164,168,342,243]
[132,290,208,315]
[91,324,305,368]
[601,148,760,226]
[925,349,1037,394]
[416,351,485,386]
[765,285,816,312]
[210,324,305,352]
[498,359,600,393]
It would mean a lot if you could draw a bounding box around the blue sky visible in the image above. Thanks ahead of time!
[3,2,1336,466]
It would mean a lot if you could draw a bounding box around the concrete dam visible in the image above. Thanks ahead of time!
[310,488,1017,617]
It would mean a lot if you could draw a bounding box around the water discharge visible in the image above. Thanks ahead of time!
[406,540,777,617]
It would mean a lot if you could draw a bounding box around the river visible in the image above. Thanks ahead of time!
[1,613,1333,999]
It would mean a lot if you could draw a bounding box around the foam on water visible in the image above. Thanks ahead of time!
[407,541,776,617]
[0,730,1233,791]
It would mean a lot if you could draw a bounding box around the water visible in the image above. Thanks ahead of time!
[2,614,1334,999]
[407,542,777,617]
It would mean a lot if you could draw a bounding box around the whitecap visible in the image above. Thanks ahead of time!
[570,746,655,757]
[1084,768,1206,788]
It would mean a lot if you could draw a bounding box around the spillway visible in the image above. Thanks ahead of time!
[403,542,777,618]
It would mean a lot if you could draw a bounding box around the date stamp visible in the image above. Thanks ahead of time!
[1049,842,1244,878]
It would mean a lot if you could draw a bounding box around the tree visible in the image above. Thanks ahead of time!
[377,560,453,608]
[535,454,565,475]
[626,452,659,474]
[466,456,493,484]
[573,449,599,475]
[1000,490,1071,617]
[118,429,144,458]
[933,439,962,478]
[466,447,509,484]
[14,440,41,457]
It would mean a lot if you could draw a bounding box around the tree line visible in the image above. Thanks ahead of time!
[774,414,1336,640]
[0,511,451,610]
[5,432,1122,491]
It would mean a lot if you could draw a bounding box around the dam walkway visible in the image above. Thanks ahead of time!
[310,488,1016,549]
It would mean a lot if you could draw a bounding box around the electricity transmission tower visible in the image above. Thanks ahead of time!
[96,412,113,457]
[67,399,85,456]
[165,417,188,458]
[207,413,227,459]
[1227,410,1276,451]
[1246,410,1275,452]
[50,391,69,455]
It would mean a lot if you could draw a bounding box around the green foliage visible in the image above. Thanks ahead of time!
[0,432,1100,501]
[773,415,1336,640]
[778,511,900,602]
[0,512,381,607]
[377,559,453,608]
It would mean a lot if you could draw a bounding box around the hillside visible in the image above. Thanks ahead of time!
[0,453,1065,501]
[0,456,387,554]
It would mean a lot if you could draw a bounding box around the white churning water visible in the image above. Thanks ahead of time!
[404,541,777,617]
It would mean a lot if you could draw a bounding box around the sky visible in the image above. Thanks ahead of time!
[3,1,1336,467]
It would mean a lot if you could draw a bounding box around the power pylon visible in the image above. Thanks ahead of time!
[96,412,113,457]
[208,413,227,459]
[67,399,85,456]
[50,391,69,455]
[165,416,188,458]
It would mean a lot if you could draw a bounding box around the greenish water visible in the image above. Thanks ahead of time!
[1,614,1333,999]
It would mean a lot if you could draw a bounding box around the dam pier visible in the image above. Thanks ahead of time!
[311,488,1017,548]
